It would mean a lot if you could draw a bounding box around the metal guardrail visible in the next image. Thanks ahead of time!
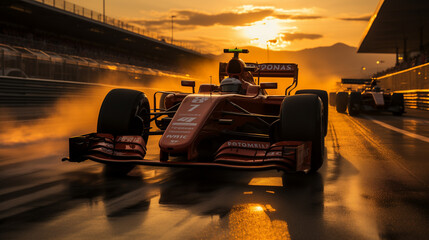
[376,60,429,111]
[0,76,110,108]
[0,76,127,120]
[396,90,429,111]
[377,62,429,90]
[33,0,201,53]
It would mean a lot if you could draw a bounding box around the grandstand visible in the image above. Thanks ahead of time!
[358,0,429,89]
[0,0,213,81]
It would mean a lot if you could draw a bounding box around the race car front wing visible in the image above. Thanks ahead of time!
[63,133,311,172]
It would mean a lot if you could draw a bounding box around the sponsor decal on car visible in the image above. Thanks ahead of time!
[166,135,187,139]
[227,141,270,149]
[259,64,294,71]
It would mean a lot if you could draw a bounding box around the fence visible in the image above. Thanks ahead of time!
[33,0,201,53]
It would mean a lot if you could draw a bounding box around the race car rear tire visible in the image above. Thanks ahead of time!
[279,94,324,172]
[296,89,328,137]
[336,92,348,113]
[155,91,181,130]
[348,92,361,116]
[97,88,150,143]
[391,93,404,116]
[158,92,168,111]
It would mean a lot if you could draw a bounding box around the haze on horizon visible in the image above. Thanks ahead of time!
[70,0,380,53]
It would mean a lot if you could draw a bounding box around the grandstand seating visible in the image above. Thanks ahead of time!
[0,0,212,82]
[0,42,191,84]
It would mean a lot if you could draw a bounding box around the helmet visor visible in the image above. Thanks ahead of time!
[221,84,241,93]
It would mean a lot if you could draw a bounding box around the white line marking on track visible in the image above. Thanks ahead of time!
[347,115,429,187]
[346,115,429,187]
[366,117,429,143]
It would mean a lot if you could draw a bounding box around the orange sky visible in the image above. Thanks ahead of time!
[71,0,380,54]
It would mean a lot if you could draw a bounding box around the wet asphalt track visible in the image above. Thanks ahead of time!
[1,107,429,240]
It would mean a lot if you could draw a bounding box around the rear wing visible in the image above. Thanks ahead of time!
[219,62,298,79]
[341,78,372,85]
[219,62,299,95]
[248,63,298,78]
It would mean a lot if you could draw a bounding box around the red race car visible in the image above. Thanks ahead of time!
[63,49,328,173]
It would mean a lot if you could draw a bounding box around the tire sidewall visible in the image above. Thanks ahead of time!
[336,92,348,113]
[97,88,150,142]
[279,94,324,172]
[295,89,328,137]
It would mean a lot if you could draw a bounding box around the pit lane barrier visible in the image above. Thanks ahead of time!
[395,89,429,111]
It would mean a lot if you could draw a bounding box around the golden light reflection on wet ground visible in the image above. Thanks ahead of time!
[228,203,290,240]
[248,177,283,187]
[196,203,290,240]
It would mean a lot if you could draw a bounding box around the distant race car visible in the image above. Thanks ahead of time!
[63,48,328,173]
[335,78,404,116]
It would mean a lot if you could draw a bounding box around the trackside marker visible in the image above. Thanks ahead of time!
[367,118,429,143]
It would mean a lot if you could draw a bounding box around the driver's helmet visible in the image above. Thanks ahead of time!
[220,77,243,93]
[227,58,245,75]
[374,86,381,92]
[241,71,255,84]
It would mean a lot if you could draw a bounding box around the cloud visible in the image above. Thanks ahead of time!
[129,7,324,30]
[131,9,274,28]
[175,36,233,53]
[338,15,371,21]
[274,14,323,20]
[281,33,323,41]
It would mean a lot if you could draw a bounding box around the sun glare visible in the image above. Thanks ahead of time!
[236,17,293,50]
[241,17,281,42]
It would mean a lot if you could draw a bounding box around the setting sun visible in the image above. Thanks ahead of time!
[236,17,292,49]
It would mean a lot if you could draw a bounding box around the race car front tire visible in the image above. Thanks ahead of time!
[97,88,150,143]
[279,94,324,172]
[296,89,328,137]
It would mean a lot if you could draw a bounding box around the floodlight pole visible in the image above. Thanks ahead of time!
[171,15,176,44]
[266,41,270,63]
[103,0,105,22]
